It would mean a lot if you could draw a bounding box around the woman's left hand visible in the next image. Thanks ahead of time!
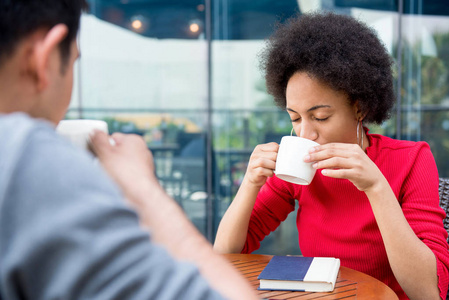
[304,143,384,192]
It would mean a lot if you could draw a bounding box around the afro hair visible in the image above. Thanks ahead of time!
[260,12,395,124]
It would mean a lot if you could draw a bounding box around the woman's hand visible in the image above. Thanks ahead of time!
[244,142,279,188]
[304,143,384,192]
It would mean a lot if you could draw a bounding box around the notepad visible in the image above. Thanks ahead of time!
[258,256,340,292]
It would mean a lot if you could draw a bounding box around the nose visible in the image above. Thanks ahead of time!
[298,121,318,141]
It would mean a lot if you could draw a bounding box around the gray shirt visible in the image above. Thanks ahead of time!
[0,113,224,300]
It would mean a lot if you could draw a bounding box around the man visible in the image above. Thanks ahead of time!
[0,1,257,299]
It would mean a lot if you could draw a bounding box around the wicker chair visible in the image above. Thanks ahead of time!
[439,178,449,244]
[438,178,449,300]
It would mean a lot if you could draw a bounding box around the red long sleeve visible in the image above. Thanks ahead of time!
[243,133,449,300]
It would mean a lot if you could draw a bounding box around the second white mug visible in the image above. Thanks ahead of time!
[56,119,109,152]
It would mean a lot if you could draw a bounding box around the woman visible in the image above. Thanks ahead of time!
[214,12,449,300]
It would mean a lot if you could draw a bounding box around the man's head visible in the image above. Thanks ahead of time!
[0,0,87,71]
[0,0,87,124]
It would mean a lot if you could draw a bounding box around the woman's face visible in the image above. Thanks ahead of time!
[286,72,360,145]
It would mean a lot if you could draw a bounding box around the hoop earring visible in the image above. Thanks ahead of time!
[361,123,364,150]
[291,127,295,136]
[357,121,364,149]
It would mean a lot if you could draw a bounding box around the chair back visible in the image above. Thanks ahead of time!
[438,178,449,300]
[439,178,449,244]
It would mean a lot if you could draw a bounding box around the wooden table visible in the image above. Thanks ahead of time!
[224,254,398,300]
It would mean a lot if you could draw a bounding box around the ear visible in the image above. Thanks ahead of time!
[34,24,69,91]
[353,100,367,121]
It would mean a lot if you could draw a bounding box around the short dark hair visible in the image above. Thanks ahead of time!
[260,12,395,124]
[0,0,88,69]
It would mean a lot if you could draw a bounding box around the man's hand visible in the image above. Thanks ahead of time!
[90,131,160,204]
[90,130,258,300]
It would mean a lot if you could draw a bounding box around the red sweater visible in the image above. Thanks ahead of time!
[242,132,449,299]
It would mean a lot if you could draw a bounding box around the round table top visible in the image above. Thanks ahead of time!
[223,253,399,300]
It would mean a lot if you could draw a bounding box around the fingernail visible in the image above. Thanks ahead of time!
[312,163,318,168]
[309,147,316,153]
[321,169,327,175]
[304,155,311,162]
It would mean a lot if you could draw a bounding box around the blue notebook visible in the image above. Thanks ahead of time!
[258,256,340,292]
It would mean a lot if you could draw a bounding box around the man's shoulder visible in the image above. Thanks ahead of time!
[0,113,55,175]
[0,112,51,128]
[0,113,123,211]
[0,112,55,147]
[0,113,114,191]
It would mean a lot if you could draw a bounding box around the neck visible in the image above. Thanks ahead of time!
[0,65,39,116]
[0,87,35,115]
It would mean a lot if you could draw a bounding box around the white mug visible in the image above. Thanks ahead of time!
[275,136,319,185]
[56,119,109,152]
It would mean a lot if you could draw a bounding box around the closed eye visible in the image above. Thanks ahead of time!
[291,117,301,122]
[315,117,329,122]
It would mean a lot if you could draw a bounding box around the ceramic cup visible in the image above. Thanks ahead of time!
[56,119,109,152]
[275,136,319,185]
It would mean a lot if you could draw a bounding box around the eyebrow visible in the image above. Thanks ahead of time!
[286,105,332,113]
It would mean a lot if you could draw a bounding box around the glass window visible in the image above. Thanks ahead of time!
[71,0,449,255]
[400,0,449,177]
[75,0,209,235]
